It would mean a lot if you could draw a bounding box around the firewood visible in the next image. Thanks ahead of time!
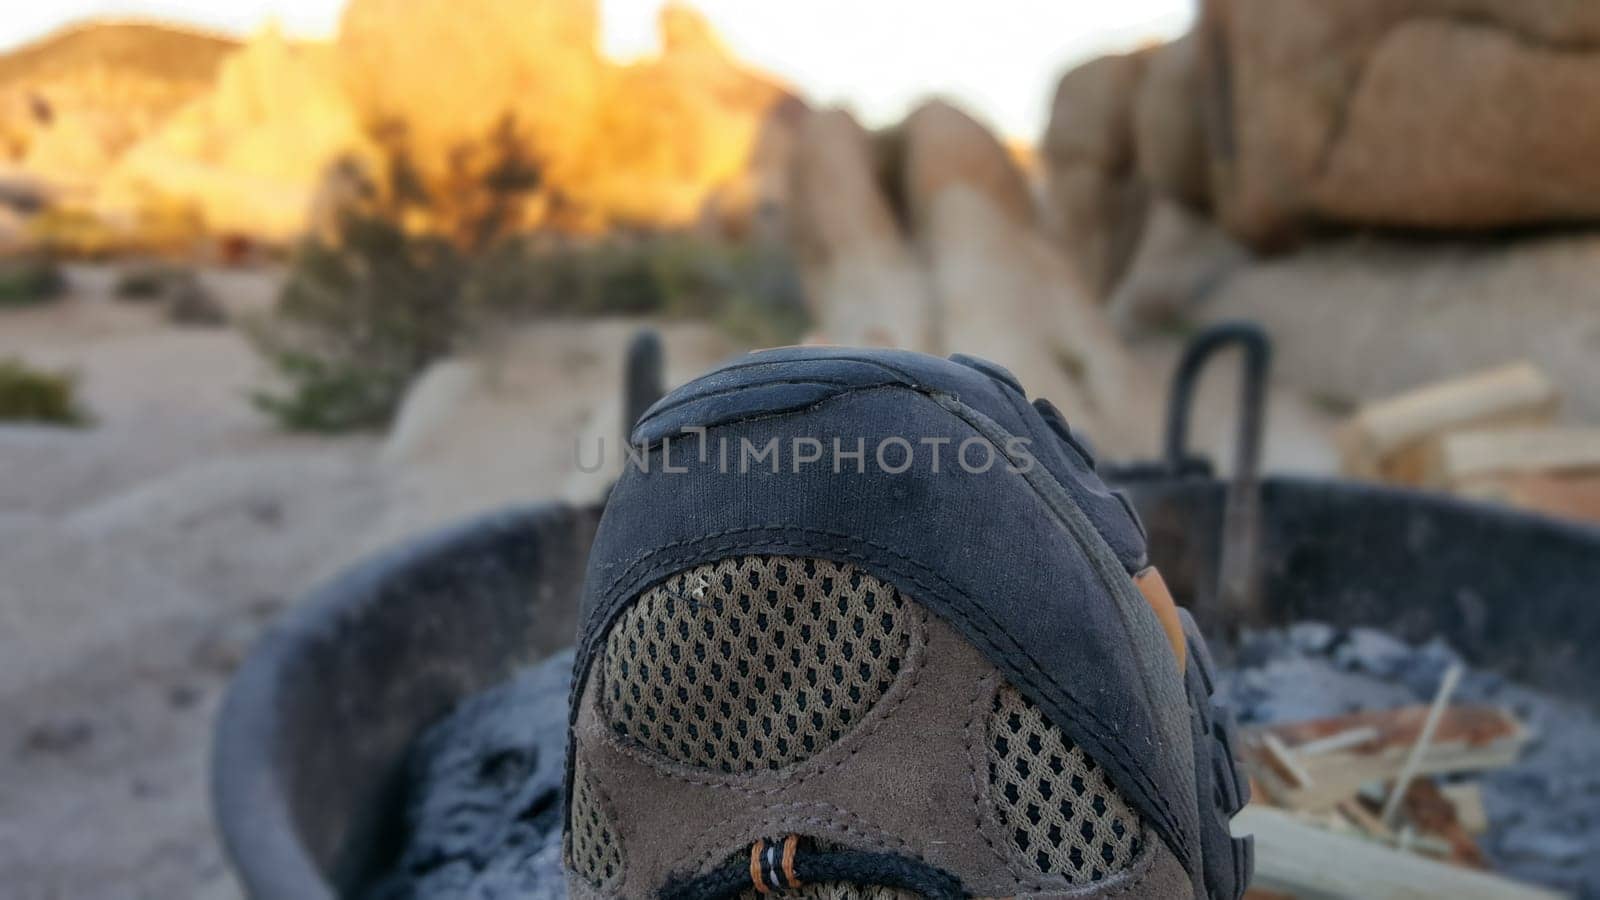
[1454,472,1600,526]
[1337,363,1558,485]
[1428,427,1600,488]
[1237,805,1564,900]
[1293,725,1380,757]
[1244,705,1528,812]
[1439,783,1489,836]
[1401,779,1488,869]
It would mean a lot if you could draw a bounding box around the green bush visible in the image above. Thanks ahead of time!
[249,216,467,432]
[462,233,809,344]
[0,358,86,425]
[0,259,66,308]
[251,117,808,433]
[113,262,183,301]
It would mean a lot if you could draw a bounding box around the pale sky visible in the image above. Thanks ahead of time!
[1,0,1194,138]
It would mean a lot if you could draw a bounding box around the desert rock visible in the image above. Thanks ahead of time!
[0,22,237,185]
[1197,232,1600,422]
[787,108,933,350]
[896,100,1035,232]
[1041,50,1152,297]
[104,24,370,240]
[1203,0,1600,246]
[1133,35,1209,210]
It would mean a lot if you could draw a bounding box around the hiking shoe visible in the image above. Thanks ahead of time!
[564,347,1251,899]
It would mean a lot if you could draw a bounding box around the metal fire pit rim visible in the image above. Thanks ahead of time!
[210,501,590,900]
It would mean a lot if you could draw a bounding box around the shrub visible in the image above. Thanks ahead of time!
[0,258,66,308]
[249,216,467,432]
[0,358,86,425]
[114,262,184,301]
[251,116,808,433]
[166,276,227,327]
[462,233,809,344]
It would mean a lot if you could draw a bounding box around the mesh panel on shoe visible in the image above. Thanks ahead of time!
[567,764,624,888]
[987,685,1143,883]
[601,555,919,773]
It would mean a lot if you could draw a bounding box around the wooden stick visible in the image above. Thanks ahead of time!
[1294,726,1380,757]
[1261,733,1315,789]
[1244,705,1528,811]
[1382,664,1463,827]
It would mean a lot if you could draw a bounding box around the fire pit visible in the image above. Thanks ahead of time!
[212,328,1600,898]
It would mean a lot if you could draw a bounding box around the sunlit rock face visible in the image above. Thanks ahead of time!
[336,0,604,199]
[102,24,372,240]
[337,0,792,231]
[564,5,794,229]
[0,2,794,241]
[0,23,238,188]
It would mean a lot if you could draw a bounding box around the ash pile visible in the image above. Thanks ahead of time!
[359,627,1600,899]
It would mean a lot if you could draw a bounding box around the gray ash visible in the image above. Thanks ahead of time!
[365,629,1600,898]
[361,651,573,900]
[1219,624,1600,899]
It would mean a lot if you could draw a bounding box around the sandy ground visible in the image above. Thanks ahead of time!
[0,264,735,899]
[0,264,1337,899]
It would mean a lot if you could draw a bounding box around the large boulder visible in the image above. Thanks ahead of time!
[1185,231,1600,422]
[787,108,934,350]
[337,0,790,232]
[896,100,1035,232]
[1041,50,1152,298]
[0,22,237,179]
[901,100,1158,452]
[1202,0,1600,246]
[103,25,371,240]
[337,0,603,183]
[919,184,1158,453]
[561,6,793,228]
[1133,35,1210,210]
[1108,197,1244,331]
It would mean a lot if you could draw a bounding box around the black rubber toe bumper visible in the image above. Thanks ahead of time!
[1180,609,1253,900]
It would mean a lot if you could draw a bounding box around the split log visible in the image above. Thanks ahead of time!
[1236,805,1564,900]
[1337,363,1558,484]
[1428,427,1600,486]
[1453,471,1600,527]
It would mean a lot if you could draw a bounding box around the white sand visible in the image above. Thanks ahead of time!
[0,264,731,898]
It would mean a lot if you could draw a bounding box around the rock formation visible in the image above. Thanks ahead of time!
[787,108,933,350]
[335,0,603,200]
[561,4,793,229]
[790,99,1158,453]
[1045,0,1600,421]
[1041,49,1152,297]
[0,2,794,242]
[0,22,238,186]
[103,24,370,240]
[1202,0,1600,246]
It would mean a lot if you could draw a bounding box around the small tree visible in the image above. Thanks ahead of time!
[249,117,541,432]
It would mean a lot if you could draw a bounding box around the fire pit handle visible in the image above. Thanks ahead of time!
[624,328,665,440]
[1163,321,1272,479]
[1163,322,1273,625]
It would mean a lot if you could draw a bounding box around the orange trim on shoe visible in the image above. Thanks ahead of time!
[1135,567,1188,672]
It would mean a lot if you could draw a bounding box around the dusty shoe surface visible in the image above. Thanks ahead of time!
[564,348,1250,899]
